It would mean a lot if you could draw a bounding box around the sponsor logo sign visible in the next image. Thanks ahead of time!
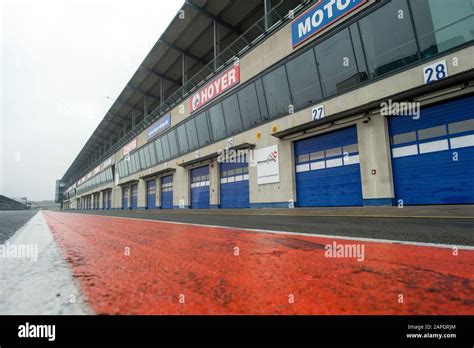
[256,145,280,185]
[190,64,240,113]
[123,138,137,156]
[147,114,171,141]
[291,0,367,48]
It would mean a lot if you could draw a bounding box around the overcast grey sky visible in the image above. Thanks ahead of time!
[0,0,183,201]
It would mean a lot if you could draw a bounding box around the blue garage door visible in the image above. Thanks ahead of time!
[131,184,138,209]
[107,191,112,209]
[122,187,129,209]
[295,126,363,207]
[389,95,474,205]
[190,166,210,209]
[220,159,250,208]
[161,175,173,209]
[146,180,156,209]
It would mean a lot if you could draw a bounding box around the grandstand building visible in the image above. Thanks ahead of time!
[58,0,474,211]
[0,195,27,210]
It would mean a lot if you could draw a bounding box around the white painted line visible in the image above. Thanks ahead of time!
[0,212,92,315]
[58,211,474,251]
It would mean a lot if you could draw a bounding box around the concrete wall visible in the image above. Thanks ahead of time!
[357,115,394,205]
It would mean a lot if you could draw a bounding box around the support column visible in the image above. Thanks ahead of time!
[182,54,187,97]
[264,0,272,31]
[138,179,146,209]
[213,20,220,71]
[174,166,189,209]
[155,176,162,208]
[160,78,165,105]
[357,115,395,206]
[99,191,103,209]
[209,159,220,208]
[143,95,148,117]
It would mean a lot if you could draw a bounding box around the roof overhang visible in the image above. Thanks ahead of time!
[140,168,177,180]
[60,0,310,186]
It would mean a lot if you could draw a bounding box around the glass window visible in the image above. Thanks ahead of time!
[208,103,227,141]
[286,49,322,108]
[310,151,324,161]
[154,138,163,163]
[359,0,418,77]
[349,24,369,82]
[298,154,310,163]
[195,112,212,147]
[262,66,292,118]
[120,159,125,176]
[129,154,135,173]
[177,124,189,154]
[125,155,132,173]
[167,130,178,158]
[410,0,474,58]
[185,118,199,150]
[314,28,360,97]
[148,143,157,166]
[392,131,417,145]
[161,135,171,161]
[255,79,269,121]
[222,94,243,136]
[237,83,262,128]
[143,146,151,168]
[139,148,146,168]
[325,147,342,157]
[134,152,141,171]
[418,125,447,140]
[343,144,359,154]
[448,119,474,134]
[132,153,139,172]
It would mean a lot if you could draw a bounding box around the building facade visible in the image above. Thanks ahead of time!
[61,0,474,210]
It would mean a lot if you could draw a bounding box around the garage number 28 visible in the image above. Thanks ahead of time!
[423,60,448,84]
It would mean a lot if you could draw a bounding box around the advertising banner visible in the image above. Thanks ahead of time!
[123,138,137,156]
[190,64,240,113]
[256,145,280,185]
[147,114,171,141]
[291,0,367,48]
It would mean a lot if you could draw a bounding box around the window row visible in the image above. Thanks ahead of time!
[117,0,474,179]
[297,144,359,164]
[76,168,113,195]
[391,119,474,146]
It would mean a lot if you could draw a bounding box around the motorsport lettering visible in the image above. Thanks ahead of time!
[291,0,368,48]
[190,64,240,113]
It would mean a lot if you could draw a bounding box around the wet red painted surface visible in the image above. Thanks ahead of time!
[43,211,474,315]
